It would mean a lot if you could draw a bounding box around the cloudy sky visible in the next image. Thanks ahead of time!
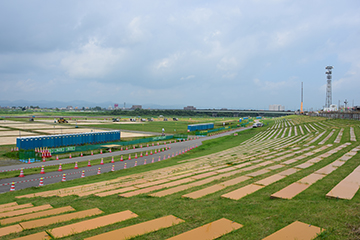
[0,1,359,110]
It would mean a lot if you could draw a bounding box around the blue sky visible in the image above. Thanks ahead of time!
[0,0,359,110]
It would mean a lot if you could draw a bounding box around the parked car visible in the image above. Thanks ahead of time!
[252,122,264,128]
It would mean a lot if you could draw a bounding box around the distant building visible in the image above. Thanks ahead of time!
[114,104,119,109]
[184,106,196,110]
[66,106,73,110]
[131,105,142,110]
[323,104,338,112]
[269,104,285,111]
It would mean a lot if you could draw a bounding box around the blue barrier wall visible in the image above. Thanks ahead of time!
[16,130,121,150]
[187,123,214,132]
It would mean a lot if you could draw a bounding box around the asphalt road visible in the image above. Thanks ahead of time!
[0,127,251,193]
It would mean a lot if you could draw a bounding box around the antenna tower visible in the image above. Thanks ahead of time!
[325,66,333,108]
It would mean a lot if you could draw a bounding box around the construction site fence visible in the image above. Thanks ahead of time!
[21,134,190,158]
[195,125,243,135]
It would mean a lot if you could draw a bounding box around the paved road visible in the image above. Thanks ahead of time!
[0,127,251,193]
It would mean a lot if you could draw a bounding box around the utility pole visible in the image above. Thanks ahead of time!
[300,82,304,114]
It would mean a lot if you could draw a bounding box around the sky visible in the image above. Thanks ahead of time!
[0,0,359,110]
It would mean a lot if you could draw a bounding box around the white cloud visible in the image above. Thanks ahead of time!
[61,39,125,78]
[217,57,238,71]
[180,75,195,80]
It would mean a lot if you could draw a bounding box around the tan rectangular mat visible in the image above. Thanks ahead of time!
[315,165,337,175]
[94,186,137,197]
[182,185,225,199]
[48,210,138,238]
[298,173,325,185]
[20,208,103,230]
[0,203,33,213]
[326,181,360,200]
[167,218,242,240]
[0,202,17,209]
[271,182,309,199]
[278,168,299,176]
[10,231,50,240]
[0,206,75,225]
[84,215,184,240]
[263,221,324,240]
[0,204,52,218]
[246,169,270,177]
[267,165,284,170]
[221,176,250,187]
[255,174,286,186]
[0,224,22,237]
[221,184,264,200]
[120,185,164,197]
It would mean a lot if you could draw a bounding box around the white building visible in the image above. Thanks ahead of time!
[269,104,285,111]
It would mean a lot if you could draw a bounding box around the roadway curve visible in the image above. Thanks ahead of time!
[0,127,251,193]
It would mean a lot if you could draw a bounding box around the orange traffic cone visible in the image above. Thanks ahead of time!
[121,146,123,151]
[133,145,135,149]
[128,154,131,160]
[69,153,72,159]
[152,158,154,163]
[40,165,45,174]
[124,163,127,169]
[42,157,46,162]
[109,148,112,153]
[10,182,15,191]
[147,144,149,147]
[74,162,78,169]
[19,168,25,177]
[28,158,31,164]
[146,151,148,156]
[58,163,62,172]
[81,170,85,178]
[87,160,91,167]
[126,146,128,150]
[152,143,154,146]
[111,165,115,172]
[140,145,142,148]
[158,156,161,162]
[81,152,83,157]
[39,177,44,186]
[163,155,166,160]
[61,174,66,182]
[97,167,101,175]
[134,161,137,166]
[100,158,104,165]
[144,159,147,165]
[135,153,137,159]
[100,149,103,154]
[91,151,93,155]
[111,156,114,163]
[150,150,153,155]
[120,155,123,161]
[169,146,171,150]
[140,152,143,158]
[56,155,59,160]
[157,142,160,146]
[155,149,157,154]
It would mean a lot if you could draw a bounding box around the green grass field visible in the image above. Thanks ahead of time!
[0,116,359,239]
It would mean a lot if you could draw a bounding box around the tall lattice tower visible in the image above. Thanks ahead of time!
[325,66,333,108]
